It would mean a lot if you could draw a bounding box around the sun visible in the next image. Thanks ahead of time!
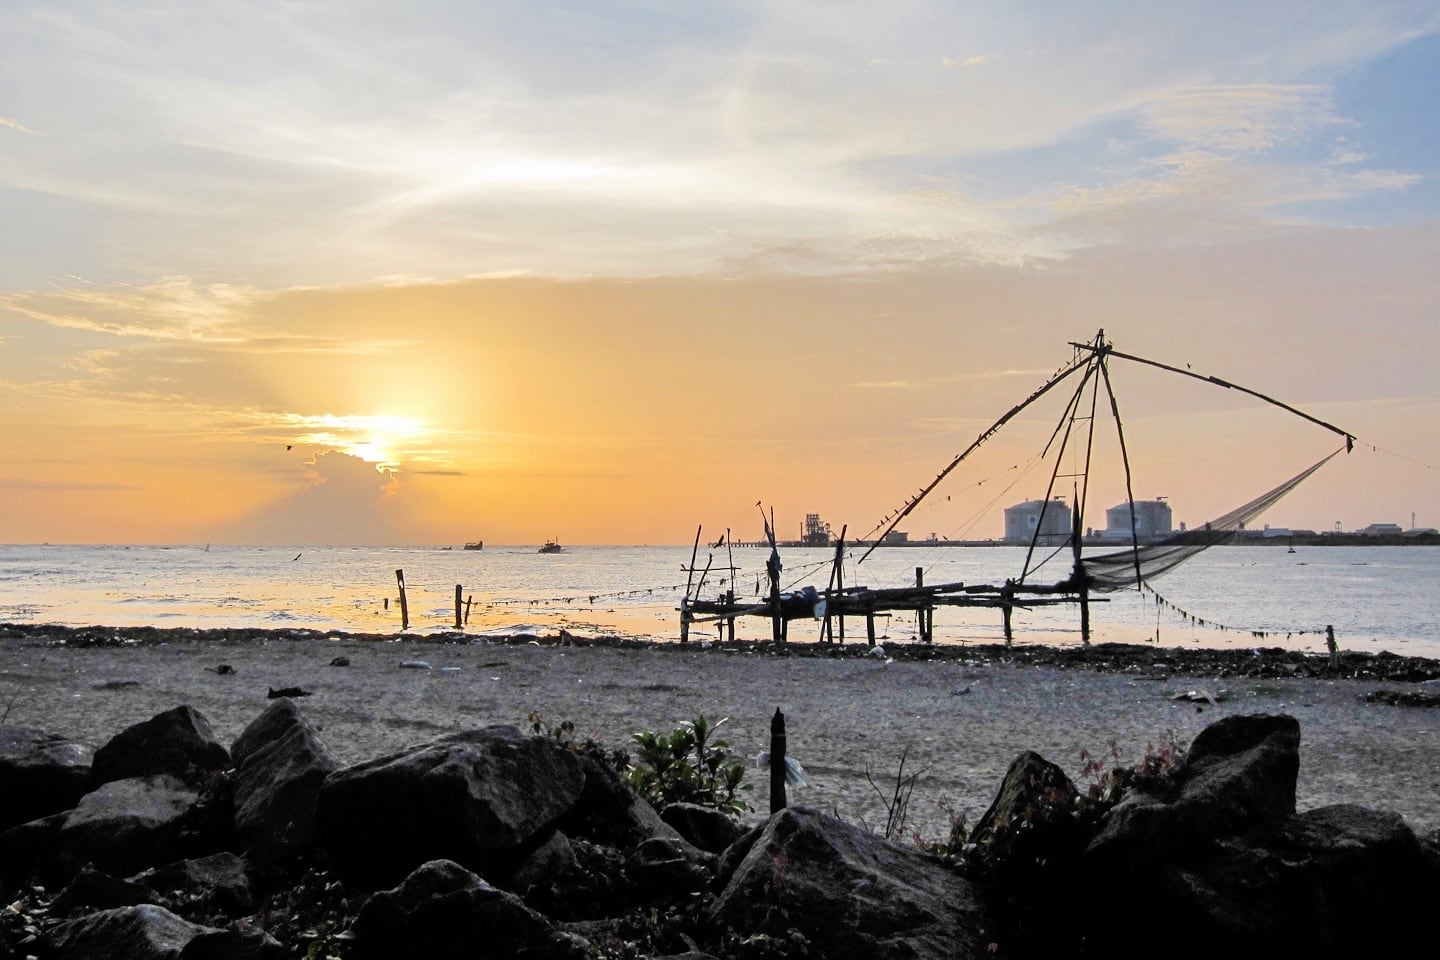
[291,413,428,467]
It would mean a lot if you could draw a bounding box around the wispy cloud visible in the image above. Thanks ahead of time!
[0,116,38,135]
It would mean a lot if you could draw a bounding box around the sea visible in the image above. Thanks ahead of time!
[1,543,1437,660]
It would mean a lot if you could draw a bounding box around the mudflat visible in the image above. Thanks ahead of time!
[2,627,1437,838]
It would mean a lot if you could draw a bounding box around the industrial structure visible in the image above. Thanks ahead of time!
[1003,498,1073,545]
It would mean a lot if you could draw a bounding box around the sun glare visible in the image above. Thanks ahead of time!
[291,413,428,466]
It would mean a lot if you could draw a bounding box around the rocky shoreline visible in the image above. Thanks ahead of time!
[5,621,1440,683]
[2,700,1436,959]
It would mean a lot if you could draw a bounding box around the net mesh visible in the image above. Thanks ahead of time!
[1082,448,1342,592]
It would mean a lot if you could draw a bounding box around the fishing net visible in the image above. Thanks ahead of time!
[1082,448,1342,592]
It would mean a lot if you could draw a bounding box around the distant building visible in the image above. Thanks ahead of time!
[1360,523,1404,537]
[1004,498,1072,545]
[884,530,910,544]
[1100,500,1173,543]
[801,513,832,546]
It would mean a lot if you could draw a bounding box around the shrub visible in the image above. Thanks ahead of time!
[624,715,750,816]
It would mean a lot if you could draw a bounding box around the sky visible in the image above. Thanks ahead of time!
[2,0,1438,545]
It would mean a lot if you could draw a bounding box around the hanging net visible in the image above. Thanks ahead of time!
[1082,448,1343,592]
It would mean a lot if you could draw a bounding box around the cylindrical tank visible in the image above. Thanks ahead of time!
[1003,498,1073,544]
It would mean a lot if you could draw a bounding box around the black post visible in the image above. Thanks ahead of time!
[769,707,787,814]
[454,584,463,630]
[395,569,409,631]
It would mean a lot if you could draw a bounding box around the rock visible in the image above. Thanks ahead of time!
[557,752,696,855]
[91,706,230,787]
[0,811,66,897]
[316,726,586,886]
[1088,713,1299,867]
[0,726,95,831]
[133,852,255,915]
[230,700,340,864]
[45,903,218,960]
[967,750,1084,876]
[507,831,629,922]
[176,925,286,960]
[349,858,589,959]
[52,865,154,915]
[661,802,745,854]
[710,806,996,960]
[631,836,707,899]
[50,775,213,883]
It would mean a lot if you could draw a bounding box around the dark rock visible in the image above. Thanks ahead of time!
[0,811,66,897]
[1362,689,1440,707]
[52,865,154,915]
[710,806,996,960]
[176,925,286,960]
[661,802,745,854]
[968,750,1084,870]
[506,831,631,921]
[50,775,210,882]
[91,706,230,787]
[266,687,310,699]
[133,852,255,915]
[631,836,707,899]
[349,858,589,959]
[558,751,696,854]
[713,822,765,889]
[230,700,340,864]
[45,903,217,959]
[315,725,586,886]
[0,726,94,831]
[1088,713,1299,867]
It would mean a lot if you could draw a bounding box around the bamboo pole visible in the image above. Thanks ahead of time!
[454,584,463,630]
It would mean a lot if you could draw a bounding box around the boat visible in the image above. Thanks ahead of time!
[463,540,484,551]
[538,539,563,554]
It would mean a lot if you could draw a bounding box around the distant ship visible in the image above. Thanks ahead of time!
[463,540,484,551]
[538,539,563,554]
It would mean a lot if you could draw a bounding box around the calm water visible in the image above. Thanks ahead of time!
[1,543,1436,659]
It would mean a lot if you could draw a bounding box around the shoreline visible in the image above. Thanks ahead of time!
[5,620,1440,682]
[4,621,1438,839]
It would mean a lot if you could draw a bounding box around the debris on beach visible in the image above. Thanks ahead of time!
[266,686,311,698]
[1362,689,1440,708]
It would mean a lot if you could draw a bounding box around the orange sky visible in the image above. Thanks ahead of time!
[3,236,1436,545]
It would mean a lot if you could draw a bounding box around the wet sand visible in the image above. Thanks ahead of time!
[2,626,1437,838]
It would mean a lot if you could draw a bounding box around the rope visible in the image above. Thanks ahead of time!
[1140,582,1330,642]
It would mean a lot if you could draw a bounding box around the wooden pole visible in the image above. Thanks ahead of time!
[916,567,931,644]
[395,569,409,631]
[464,596,472,625]
[835,527,846,643]
[867,603,876,646]
[1326,624,1339,669]
[454,584,463,630]
[726,589,735,643]
[1002,579,1014,646]
[769,707,787,814]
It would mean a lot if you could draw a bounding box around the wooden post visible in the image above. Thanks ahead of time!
[915,567,932,644]
[726,589,735,643]
[395,569,409,631]
[680,602,691,643]
[1326,624,1339,669]
[1002,579,1014,647]
[454,584,463,630]
[769,566,783,647]
[769,707,787,814]
[463,596,472,625]
[867,605,876,646]
[835,529,846,643]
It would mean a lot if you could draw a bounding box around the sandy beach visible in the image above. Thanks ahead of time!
[2,628,1437,840]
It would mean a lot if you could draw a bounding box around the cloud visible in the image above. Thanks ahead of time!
[1,277,258,341]
[0,116,38,135]
[205,450,402,545]
[1138,84,1341,154]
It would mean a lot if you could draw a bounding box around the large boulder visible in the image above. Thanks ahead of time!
[45,903,217,960]
[230,700,340,865]
[709,806,996,960]
[91,706,230,787]
[348,858,590,959]
[50,775,217,882]
[557,752,696,854]
[176,925,286,960]
[315,726,587,886]
[134,852,255,915]
[1087,713,1299,869]
[0,726,94,831]
[661,802,745,854]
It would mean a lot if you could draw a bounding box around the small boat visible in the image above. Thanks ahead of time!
[538,539,563,554]
[464,540,484,551]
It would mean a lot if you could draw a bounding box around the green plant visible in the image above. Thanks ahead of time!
[624,714,750,815]
[862,745,930,840]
